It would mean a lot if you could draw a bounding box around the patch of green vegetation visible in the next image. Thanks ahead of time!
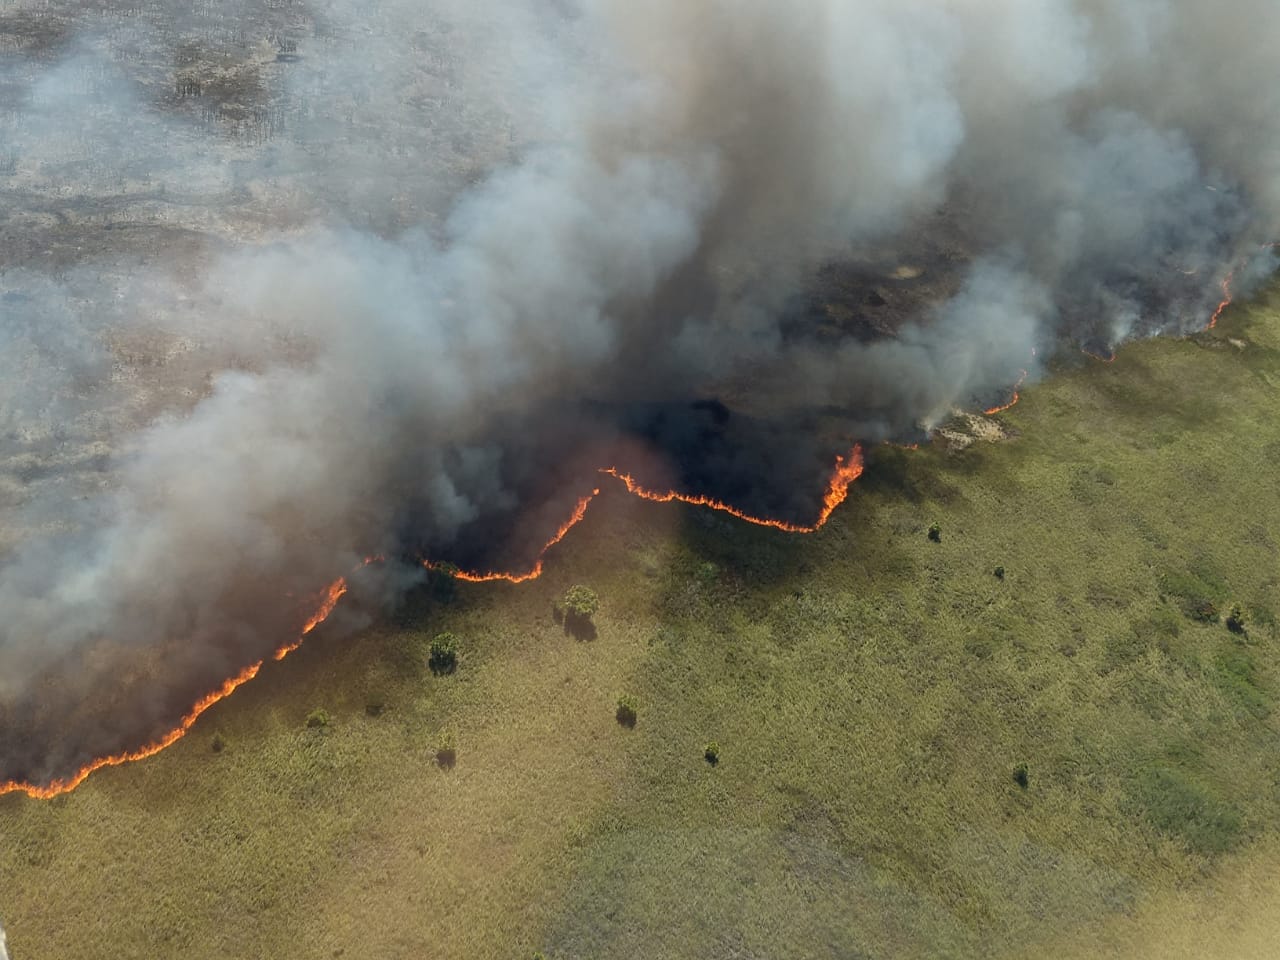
[1128,763,1243,856]
[305,707,330,729]
[1213,648,1270,719]
[1159,563,1228,623]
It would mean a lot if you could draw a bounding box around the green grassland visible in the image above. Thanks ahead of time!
[5,285,1280,959]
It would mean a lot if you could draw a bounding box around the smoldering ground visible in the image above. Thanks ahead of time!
[1,0,1278,785]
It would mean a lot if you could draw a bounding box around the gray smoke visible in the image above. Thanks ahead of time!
[1,0,1277,783]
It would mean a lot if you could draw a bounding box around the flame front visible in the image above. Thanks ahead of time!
[1209,243,1278,330]
[0,574,353,800]
[601,446,865,535]
[425,491,600,584]
[984,370,1029,416]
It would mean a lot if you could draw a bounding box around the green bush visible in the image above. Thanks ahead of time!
[365,692,386,717]
[616,695,638,729]
[429,632,459,675]
[306,708,330,729]
[993,565,1005,580]
[1012,764,1029,790]
[211,732,227,753]
[1188,598,1220,624]
[927,522,941,543]
[562,585,600,619]
[704,741,721,766]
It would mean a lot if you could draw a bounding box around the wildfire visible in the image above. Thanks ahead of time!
[10,240,1278,802]
[1209,243,1278,330]
[425,491,599,584]
[0,574,354,801]
[983,369,1029,416]
[6,446,870,800]
[427,447,866,588]
[600,446,865,535]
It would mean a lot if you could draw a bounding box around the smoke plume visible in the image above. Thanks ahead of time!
[1,0,1277,783]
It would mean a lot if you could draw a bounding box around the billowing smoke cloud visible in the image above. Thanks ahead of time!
[1,0,1277,783]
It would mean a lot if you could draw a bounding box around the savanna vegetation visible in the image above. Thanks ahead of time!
[3,285,1280,958]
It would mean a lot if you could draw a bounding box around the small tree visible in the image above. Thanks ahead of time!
[994,566,1005,580]
[704,741,721,766]
[562,585,600,619]
[558,585,600,639]
[616,695,638,729]
[306,707,330,729]
[1013,764,1029,790]
[928,522,942,543]
[211,732,227,753]
[429,632,459,675]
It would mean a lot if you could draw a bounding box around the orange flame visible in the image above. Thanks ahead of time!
[425,491,600,584]
[1209,243,1278,330]
[1208,266,1237,330]
[0,573,355,800]
[600,445,865,535]
[983,369,1029,416]
[428,447,865,584]
[6,443,870,800]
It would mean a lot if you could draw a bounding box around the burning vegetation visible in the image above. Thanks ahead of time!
[1,0,1280,794]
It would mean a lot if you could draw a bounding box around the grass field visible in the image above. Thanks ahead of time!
[4,283,1280,959]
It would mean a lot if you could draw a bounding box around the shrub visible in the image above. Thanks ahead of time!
[436,731,457,770]
[558,585,600,639]
[1188,598,1220,624]
[993,566,1005,580]
[365,692,386,717]
[1013,764,1029,790]
[562,585,600,619]
[704,741,721,766]
[211,732,227,753]
[306,708,330,729]
[429,632,458,675]
[927,522,941,543]
[616,695,638,729]
[1226,606,1248,635]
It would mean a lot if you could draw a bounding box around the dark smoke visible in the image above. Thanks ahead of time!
[1,0,1277,783]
